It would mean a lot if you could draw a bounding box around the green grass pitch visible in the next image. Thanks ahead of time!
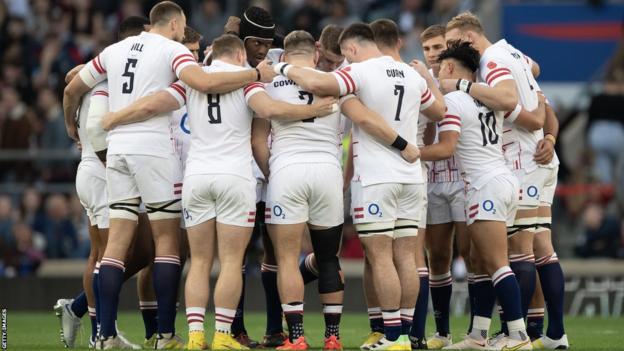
[4,312,624,350]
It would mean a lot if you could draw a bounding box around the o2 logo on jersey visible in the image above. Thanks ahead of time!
[482,200,496,214]
[527,186,539,199]
[183,208,192,220]
[180,113,191,134]
[368,203,382,217]
[273,205,285,219]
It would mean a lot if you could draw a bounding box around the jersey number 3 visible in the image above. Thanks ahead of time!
[298,91,315,123]
[122,58,138,94]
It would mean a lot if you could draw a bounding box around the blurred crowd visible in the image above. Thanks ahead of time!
[0,0,623,276]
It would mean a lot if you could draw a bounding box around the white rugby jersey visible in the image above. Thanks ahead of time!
[479,39,541,172]
[266,72,342,173]
[84,31,198,156]
[333,56,434,186]
[166,60,265,179]
[439,90,520,190]
[77,82,108,160]
[170,106,191,171]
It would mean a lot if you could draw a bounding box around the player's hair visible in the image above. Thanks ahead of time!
[284,30,316,56]
[183,26,202,44]
[370,19,400,49]
[211,34,245,59]
[437,41,480,73]
[239,6,275,41]
[421,24,446,42]
[149,1,184,27]
[118,16,149,40]
[338,23,375,46]
[446,11,484,34]
[319,24,343,56]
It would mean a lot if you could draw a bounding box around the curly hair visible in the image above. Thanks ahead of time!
[437,41,480,73]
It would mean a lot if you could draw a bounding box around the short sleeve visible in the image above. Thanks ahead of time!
[438,96,462,133]
[332,64,360,95]
[168,42,199,78]
[243,82,266,103]
[82,49,109,87]
[481,59,514,87]
[504,104,522,124]
[165,80,187,108]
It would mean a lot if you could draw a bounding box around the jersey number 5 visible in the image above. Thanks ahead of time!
[207,94,221,124]
[478,111,499,146]
[122,58,138,94]
[298,91,315,123]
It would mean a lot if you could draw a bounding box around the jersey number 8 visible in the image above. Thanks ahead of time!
[207,94,222,124]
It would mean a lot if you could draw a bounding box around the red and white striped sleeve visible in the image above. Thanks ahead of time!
[243,82,266,103]
[165,80,187,108]
[438,96,462,133]
[81,49,110,88]
[331,65,359,95]
[169,42,199,78]
[482,59,513,87]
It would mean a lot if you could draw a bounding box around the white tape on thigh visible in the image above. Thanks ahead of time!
[394,219,419,238]
[512,216,538,232]
[146,199,182,220]
[356,221,394,238]
[109,198,140,221]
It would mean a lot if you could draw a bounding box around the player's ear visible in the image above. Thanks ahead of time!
[397,37,404,50]
[313,50,319,66]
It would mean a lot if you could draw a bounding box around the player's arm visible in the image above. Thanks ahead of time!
[273,62,341,96]
[423,122,436,145]
[534,102,559,165]
[65,64,85,84]
[507,93,546,131]
[410,60,445,121]
[251,118,271,178]
[420,131,459,161]
[466,80,518,112]
[525,55,540,78]
[178,61,275,94]
[248,91,337,121]
[65,53,109,140]
[85,88,109,162]
[340,96,420,163]
[343,137,354,192]
[101,90,180,131]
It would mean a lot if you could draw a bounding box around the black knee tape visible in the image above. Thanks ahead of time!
[310,225,344,294]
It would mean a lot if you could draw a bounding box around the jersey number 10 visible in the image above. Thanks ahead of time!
[478,111,499,146]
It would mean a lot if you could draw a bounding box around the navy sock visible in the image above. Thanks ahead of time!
[410,268,429,339]
[527,308,545,339]
[467,274,476,334]
[98,258,125,338]
[382,309,402,341]
[232,267,247,336]
[473,275,496,319]
[510,255,536,319]
[153,256,182,335]
[299,254,319,284]
[139,301,158,339]
[261,265,283,335]
[537,254,565,339]
[89,308,97,340]
[492,266,523,324]
[400,308,414,335]
[430,272,452,337]
[282,302,304,341]
[93,263,101,328]
[367,308,384,333]
[70,291,88,318]
[499,307,509,335]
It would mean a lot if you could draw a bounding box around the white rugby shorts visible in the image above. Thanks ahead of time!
[513,167,551,209]
[351,181,426,227]
[427,181,467,225]
[106,153,183,205]
[76,158,109,229]
[539,166,558,206]
[182,174,256,228]
[465,173,519,226]
[266,163,344,227]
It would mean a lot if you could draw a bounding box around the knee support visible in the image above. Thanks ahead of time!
[109,198,140,221]
[310,225,344,294]
[145,199,181,220]
[507,217,538,237]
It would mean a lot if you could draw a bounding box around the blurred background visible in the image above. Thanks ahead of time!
[0,0,623,315]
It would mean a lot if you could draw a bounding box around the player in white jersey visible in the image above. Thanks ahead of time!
[99,34,336,351]
[420,42,531,351]
[442,14,564,349]
[62,2,277,348]
[273,22,445,350]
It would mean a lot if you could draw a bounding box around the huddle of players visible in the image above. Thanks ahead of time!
[57,1,568,350]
